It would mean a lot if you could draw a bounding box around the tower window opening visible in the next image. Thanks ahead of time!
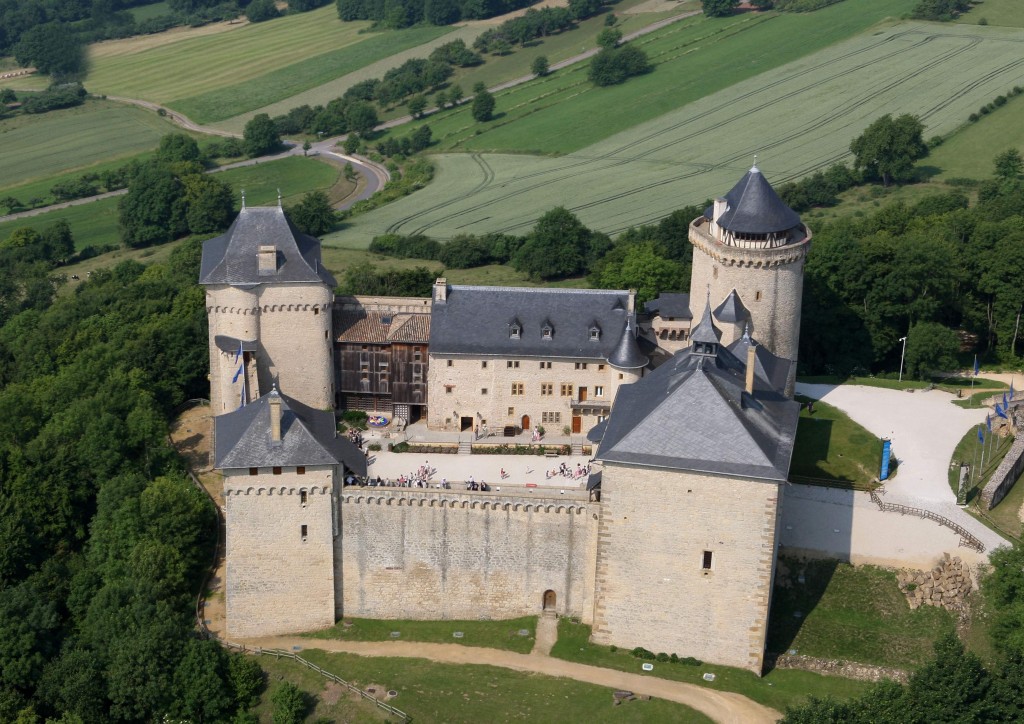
[702,551,713,570]
[313,307,319,315]
[300,491,307,506]
[273,466,282,475]
[301,524,308,541]
[755,290,762,301]
[249,467,258,476]
[297,466,306,475]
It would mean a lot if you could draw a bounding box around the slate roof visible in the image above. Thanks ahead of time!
[336,310,430,344]
[728,335,793,393]
[607,319,649,370]
[430,285,644,366]
[595,328,799,482]
[645,293,692,320]
[689,304,721,345]
[215,389,366,474]
[199,206,336,287]
[713,289,749,324]
[705,166,802,235]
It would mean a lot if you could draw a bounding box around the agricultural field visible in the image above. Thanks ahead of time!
[957,0,1024,28]
[324,20,1024,246]
[84,6,452,124]
[0,99,185,192]
[928,91,1024,179]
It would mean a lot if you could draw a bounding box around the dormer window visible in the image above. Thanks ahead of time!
[510,321,521,339]
[589,326,601,341]
[542,325,552,340]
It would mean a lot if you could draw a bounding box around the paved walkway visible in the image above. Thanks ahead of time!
[793,382,1008,557]
[241,635,780,724]
[531,613,558,656]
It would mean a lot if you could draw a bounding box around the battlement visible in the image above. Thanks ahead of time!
[206,302,331,315]
[341,488,587,514]
[225,484,331,496]
[689,217,810,268]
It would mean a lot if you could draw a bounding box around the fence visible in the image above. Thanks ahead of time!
[868,491,984,553]
[221,642,410,721]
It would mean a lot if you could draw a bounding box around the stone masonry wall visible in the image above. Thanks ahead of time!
[224,467,337,638]
[340,489,595,621]
[981,411,1023,510]
[592,464,781,674]
[427,355,640,431]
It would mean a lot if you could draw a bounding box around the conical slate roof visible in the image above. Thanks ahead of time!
[713,165,802,235]
[199,206,336,287]
[689,304,721,345]
[713,289,749,324]
[607,318,648,370]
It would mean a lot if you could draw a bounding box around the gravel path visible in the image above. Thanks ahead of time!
[241,635,780,724]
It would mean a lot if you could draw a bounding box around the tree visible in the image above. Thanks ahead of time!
[345,101,379,136]
[118,162,187,247]
[471,89,495,122]
[701,0,739,17]
[596,27,621,49]
[302,140,311,156]
[0,89,15,104]
[157,133,200,164]
[993,149,1022,182]
[592,241,686,305]
[286,191,338,236]
[588,45,651,86]
[410,125,433,152]
[407,94,427,118]
[448,84,464,107]
[271,681,308,724]
[513,207,603,280]
[903,321,959,379]
[850,114,927,187]
[243,113,281,158]
[181,174,234,235]
[14,23,86,78]
[531,55,550,77]
[246,0,281,21]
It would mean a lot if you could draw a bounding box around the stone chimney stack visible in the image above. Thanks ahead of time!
[258,245,277,275]
[269,392,282,442]
[627,289,636,314]
[434,277,448,303]
[745,344,757,395]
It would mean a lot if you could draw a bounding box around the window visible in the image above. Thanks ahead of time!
[481,361,488,369]
[272,467,282,475]
[508,407,515,416]
[507,360,520,369]
[539,361,552,369]
[542,325,552,340]
[445,385,454,394]
[590,327,600,341]
[575,362,588,370]
[561,383,573,397]
[598,364,605,371]
[313,307,319,315]
[542,411,561,424]
[413,347,422,361]
[702,551,713,570]
[300,491,307,506]
[301,525,308,541]
[755,290,762,301]
[481,388,488,395]
[249,467,258,476]
[510,324,521,339]
[541,383,553,396]
[297,466,306,475]
[511,382,524,396]
[447,359,453,367]
[595,386,604,397]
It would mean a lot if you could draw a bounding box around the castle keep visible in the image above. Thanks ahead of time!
[201,166,809,673]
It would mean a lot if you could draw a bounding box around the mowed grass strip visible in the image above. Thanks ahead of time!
[0,156,345,250]
[790,395,881,488]
[957,0,1024,28]
[326,18,1024,246]
[298,648,715,723]
[929,91,1024,179]
[0,99,182,190]
[171,24,453,124]
[86,6,372,104]
[767,558,956,669]
[550,618,872,712]
[302,616,538,653]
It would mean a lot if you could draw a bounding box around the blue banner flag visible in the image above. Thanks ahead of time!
[234,340,242,363]
[996,404,1008,419]
[1004,391,1009,408]
[986,414,992,432]
[232,363,244,384]
[880,438,892,481]
[978,426,985,443]
[974,355,980,376]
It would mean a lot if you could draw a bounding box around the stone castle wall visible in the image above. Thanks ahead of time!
[591,464,782,674]
[224,467,338,638]
[340,489,596,621]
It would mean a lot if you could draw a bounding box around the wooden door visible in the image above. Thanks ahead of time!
[572,416,582,433]
[579,387,588,401]
[521,414,530,430]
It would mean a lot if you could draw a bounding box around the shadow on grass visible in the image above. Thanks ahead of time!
[766,557,840,662]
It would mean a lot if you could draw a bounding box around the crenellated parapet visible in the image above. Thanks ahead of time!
[225,485,332,497]
[206,302,332,315]
[341,490,586,514]
[689,218,811,268]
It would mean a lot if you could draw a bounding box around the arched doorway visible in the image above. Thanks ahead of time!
[521,414,531,430]
[542,589,556,610]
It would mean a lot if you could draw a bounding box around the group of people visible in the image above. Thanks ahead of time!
[546,462,590,480]
[347,428,365,449]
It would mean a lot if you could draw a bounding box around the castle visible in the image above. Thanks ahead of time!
[200,165,810,673]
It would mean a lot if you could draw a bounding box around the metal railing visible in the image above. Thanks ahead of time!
[222,643,409,721]
[868,491,985,552]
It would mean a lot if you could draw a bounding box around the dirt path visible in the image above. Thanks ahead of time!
[531,614,557,656]
[242,636,780,723]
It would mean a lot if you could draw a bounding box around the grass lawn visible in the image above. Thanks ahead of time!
[252,654,387,722]
[302,616,538,654]
[969,464,1024,541]
[957,0,1024,28]
[946,421,1015,501]
[128,1,170,21]
[0,156,347,251]
[927,91,1024,180]
[789,395,882,488]
[550,619,873,713]
[297,648,714,723]
[0,99,184,191]
[767,558,955,669]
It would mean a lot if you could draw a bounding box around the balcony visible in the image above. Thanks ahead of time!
[571,398,610,412]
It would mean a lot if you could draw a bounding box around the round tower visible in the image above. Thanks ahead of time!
[688,164,810,396]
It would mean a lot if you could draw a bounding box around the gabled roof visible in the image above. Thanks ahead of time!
[430,285,641,362]
[689,304,721,345]
[708,166,802,235]
[215,389,365,474]
[645,292,692,320]
[199,206,336,287]
[595,344,799,482]
[335,310,430,344]
[607,319,648,370]
[713,289,749,324]
[728,335,793,393]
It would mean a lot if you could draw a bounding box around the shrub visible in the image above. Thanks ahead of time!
[367,443,382,451]
[656,652,670,662]
[679,656,702,666]
[631,647,656,660]
[341,410,369,428]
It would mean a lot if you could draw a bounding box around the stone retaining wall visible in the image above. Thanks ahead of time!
[770,653,908,683]
[981,411,1023,510]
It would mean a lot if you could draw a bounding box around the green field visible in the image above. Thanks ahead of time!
[958,0,1024,28]
[790,395,882,487]
[0,156,347,250]
[128,1,171,21]
[0,99,184,191]
[303,616,538,653]
[85,6,451,124]
[325,18,1024,245]
[928,91,1024,179]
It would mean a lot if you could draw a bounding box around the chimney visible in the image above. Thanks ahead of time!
[745,343,757,395]
[269,392,282,442]
[258,245,277,275]
[712,197,728,223]
[434,278,448,303]
[627,289,636,314]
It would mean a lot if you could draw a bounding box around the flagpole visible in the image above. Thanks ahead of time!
[972,426,981,488]
[979,430,987,484]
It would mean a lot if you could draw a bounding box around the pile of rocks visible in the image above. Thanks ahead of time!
[896,553,972,612]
